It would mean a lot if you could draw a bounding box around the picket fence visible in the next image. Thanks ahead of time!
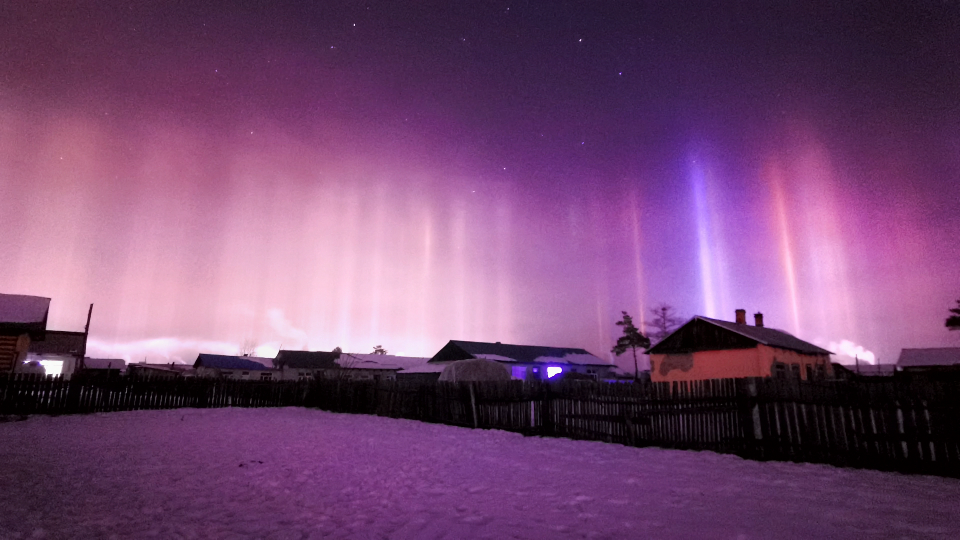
[2,374,958,477]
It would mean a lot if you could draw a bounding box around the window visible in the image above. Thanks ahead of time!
[241,371,249,376]
[260,372,272,381]
[773,362,787,378]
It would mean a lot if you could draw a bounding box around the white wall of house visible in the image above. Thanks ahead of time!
[277,366,337,381]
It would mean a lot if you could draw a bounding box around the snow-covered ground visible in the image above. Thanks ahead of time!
[2,408,959,539]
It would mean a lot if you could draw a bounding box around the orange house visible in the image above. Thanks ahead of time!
[647,310,832,382]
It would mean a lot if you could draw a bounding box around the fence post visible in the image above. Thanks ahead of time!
[541,383,554,436]
[468,382,479,429]
[737,378,761,458]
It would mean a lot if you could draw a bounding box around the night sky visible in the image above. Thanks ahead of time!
[2,1,958,367]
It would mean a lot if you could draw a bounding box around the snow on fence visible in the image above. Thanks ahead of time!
[2,374,959,477]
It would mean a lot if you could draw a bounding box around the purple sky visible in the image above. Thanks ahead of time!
[2,1,958,367]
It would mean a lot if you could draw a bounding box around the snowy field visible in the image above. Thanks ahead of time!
[2,408,959,539]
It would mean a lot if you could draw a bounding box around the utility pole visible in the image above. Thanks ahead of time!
[79,304,93,372]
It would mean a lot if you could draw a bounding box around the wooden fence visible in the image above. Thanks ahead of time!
[0,375,311,415]
[306,377,960,477]
[2,374,959,477]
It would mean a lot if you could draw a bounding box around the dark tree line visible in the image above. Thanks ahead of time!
[948,299,960,331]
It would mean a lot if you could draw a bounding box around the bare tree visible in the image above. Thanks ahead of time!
[239,339,258,357]
[372,345,388,355]
[645,303,684,343]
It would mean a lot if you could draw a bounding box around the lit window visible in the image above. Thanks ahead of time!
[39,360,64,376]
[546,367,563,379]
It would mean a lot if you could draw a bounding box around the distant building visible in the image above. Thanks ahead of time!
[396,362,449,382]
[0,294,50,374]
[77,358,126,379]
[127,362,194,379]
[194,354,277,380]
[273,350,341,381]
[896,348,960,374]
[647,310,833,383]
[336,352,430,381]
[831,362,896,379]
[425,340,616,381]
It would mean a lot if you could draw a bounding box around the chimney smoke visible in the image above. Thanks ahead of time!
[754,312,764,327]
[735,309,746,324]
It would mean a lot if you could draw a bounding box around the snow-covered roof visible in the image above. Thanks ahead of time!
[896,348,960,368]
[338,353,431,371]
[0,293,51,324]
[431,340,611,366]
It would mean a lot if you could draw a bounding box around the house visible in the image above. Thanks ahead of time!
[273,350,341,381]
[336,352,431,381]
[426,340,616,381]
[127,362,194,379]
[396,362,449,382]
[0,293,50,374]
[81,358,126,378]
[437,359,511,382]
[831,362,896,379]
[24,330,87,378]
[647,310,832,382]
[896,348,960,375]
[194,354,277,380]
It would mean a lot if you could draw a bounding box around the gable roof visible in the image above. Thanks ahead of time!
[338,353,430,371]
[896,348,960,368]
[274,350,340,369]
[647,316,831,356]
[194,354,271,371]
[0,293,50,339]
[27,330,86,356]
[430,340,611,366]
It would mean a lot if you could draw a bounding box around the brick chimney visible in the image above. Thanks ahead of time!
[754,312,764,327]
[735,309,746,324]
